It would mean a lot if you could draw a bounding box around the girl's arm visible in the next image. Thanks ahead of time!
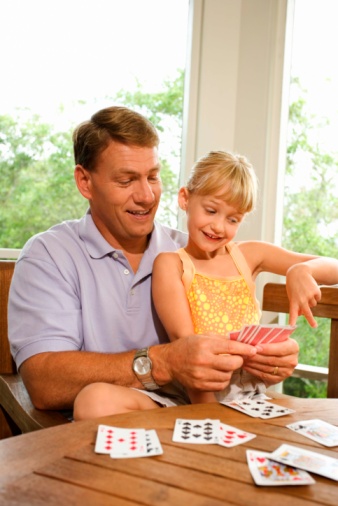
[239,241,338,327]
[152,252,217,404]
[152,252,195,340]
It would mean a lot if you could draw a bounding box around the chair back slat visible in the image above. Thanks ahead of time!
[262,282,338,398]
[0,261,16,374]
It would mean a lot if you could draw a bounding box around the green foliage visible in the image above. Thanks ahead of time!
[0,111,87,248]
[283,377,327,398]
[0,71,185,248]
[281,78,338,397]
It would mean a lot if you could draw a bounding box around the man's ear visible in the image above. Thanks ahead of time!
[178,187,189,210]
[74,165,92,200]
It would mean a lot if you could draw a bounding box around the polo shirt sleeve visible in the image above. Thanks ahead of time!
[8,253,82,370]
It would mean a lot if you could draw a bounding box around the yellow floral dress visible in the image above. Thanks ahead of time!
[176,243,266,401]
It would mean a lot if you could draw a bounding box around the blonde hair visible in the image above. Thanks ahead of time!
[186,151,258,213]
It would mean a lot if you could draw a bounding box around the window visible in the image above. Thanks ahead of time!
[0,0,189,250]
[282,0,338,397]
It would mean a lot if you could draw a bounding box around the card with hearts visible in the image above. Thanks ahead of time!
[172,418,257,448]
[246,449,315,486]
[218,422,256,447]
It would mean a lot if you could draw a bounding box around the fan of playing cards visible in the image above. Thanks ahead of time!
[229,323,296,345]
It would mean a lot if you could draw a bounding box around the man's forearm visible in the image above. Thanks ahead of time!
[20,349,164,410]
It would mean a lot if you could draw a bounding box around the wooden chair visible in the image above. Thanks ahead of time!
[0,260,70,439]
[262,282,338,398]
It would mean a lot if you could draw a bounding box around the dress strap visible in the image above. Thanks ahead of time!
[226,241,261,315]
[176,248,195,292]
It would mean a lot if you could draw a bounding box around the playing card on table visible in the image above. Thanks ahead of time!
[172,418,220,444]
[144,429,164,456]
[95,424,147,457]
[222,399,295,419]
[270,444,338,481]
[218,423,256,447]
[287,419,338,447]
[246,450,315,486]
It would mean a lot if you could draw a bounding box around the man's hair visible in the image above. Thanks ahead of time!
[186,150,258,214]
[73,106,159,171]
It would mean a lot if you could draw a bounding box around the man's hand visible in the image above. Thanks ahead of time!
[152,335,259,392]
[242,338,299,386]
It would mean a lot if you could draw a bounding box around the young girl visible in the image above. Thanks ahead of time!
[151,150,338,404]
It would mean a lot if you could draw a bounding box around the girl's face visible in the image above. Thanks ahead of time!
[179,187,244,253]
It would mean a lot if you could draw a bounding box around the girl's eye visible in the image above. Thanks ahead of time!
[206,208,216,214]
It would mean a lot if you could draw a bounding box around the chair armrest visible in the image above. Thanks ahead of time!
[0,373,70,434]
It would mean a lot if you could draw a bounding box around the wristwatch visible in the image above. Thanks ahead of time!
[132,347,160,391]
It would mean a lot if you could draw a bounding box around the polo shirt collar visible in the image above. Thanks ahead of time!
[78,211,169,261]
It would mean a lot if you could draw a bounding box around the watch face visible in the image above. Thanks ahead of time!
[134,356,151,375]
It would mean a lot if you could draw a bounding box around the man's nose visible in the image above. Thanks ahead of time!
[133,180,155,204]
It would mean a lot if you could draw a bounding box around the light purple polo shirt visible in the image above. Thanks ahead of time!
[8,212,187,369]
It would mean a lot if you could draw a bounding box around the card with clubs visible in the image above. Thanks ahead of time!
[172,418,220,444]
[286,419,338,447]
[270,444,338,481]
[222,399,295,419]
[144,429,164,457]
[246,450,315,486]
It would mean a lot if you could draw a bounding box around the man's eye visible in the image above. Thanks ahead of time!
[118,180,132,186]
[148,175,160,183]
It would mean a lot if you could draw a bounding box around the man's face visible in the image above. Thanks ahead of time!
[75,140,162,251]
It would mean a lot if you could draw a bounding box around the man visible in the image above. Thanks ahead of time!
[8,106,300,418]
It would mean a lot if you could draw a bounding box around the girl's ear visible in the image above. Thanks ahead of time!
[178,187,189,210]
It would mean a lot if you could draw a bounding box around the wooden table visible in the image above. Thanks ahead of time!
[0,397,337,505]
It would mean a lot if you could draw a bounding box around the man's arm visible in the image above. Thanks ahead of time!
[20,337,260,410]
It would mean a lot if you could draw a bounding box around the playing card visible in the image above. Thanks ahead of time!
[220,400,261,417]
[218,423,256,447]
[172,418,220,444]
[270,444,338,481]
[287,419,338,447]
[229,324,296,346]
[246,450,315,486]
[222,399,295,419]
[95,425,146,457]
[144,429,164,456]
[95,425,118,454]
